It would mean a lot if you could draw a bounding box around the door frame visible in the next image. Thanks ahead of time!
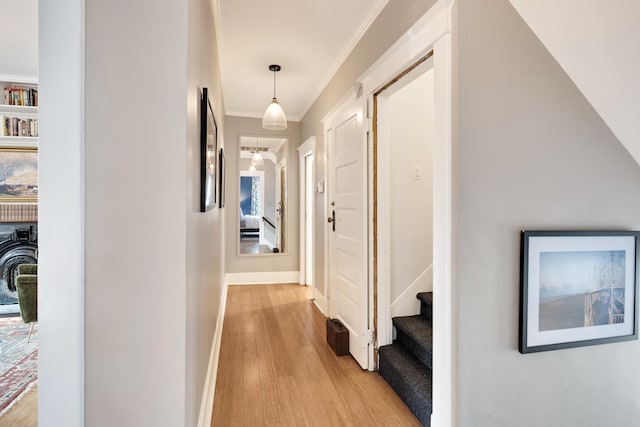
[325,0,456,424]
[275,158,287,251]
[298,137,316,288]
[375,54,435,348]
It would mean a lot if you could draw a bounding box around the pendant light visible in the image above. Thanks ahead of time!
[262,64,287,130]
[252,136,264,166]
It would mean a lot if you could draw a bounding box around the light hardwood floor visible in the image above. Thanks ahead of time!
[211,284,420,426]
[1,384,37,426]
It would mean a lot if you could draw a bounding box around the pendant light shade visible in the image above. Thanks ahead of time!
[248,164,256,173]
[251,136,264,166]
[262,65,287,130]
[252,151,264,166]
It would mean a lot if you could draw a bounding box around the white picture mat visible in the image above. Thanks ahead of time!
[527,235,636,347]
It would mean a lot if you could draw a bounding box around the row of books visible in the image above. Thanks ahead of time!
[2,87,38,107]
[0,116,38,137]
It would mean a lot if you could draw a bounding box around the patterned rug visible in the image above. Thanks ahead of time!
[0,316,37,416]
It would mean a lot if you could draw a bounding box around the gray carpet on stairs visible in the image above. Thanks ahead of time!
[378,291,433,427]
[393,315,433,369]
[379,343,432,426]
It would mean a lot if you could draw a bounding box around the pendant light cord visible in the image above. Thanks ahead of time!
[273,70,276,99]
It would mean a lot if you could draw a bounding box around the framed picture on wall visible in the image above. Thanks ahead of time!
[0,147,38,202]
[520,230,640,353]
[218,147,225,208]
[200,87,217,212]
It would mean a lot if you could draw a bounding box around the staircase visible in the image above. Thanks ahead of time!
[378,292,433,426]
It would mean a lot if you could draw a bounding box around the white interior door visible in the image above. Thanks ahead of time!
[328,99,369,369]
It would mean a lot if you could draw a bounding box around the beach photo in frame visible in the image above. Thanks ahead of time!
[200,87,217,212]
[0,147,38,202]
[520,230,639,353]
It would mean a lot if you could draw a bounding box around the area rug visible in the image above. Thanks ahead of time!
[0,316,37,416]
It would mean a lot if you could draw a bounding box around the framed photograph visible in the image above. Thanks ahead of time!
[200,87,217,212]
[0,147,38,202]
[520,230,640,353]
[218,147,225,208]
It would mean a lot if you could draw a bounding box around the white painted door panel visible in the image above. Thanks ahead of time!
[328,101,369,369]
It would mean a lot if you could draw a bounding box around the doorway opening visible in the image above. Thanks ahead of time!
[374,54,435,348]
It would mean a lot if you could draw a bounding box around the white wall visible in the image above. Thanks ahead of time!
[388,69,434,317]
[39,0,84,424]
[84,0,189,425]
[457,0,640,424]
[224,116,299,273]
[0,0,38,77]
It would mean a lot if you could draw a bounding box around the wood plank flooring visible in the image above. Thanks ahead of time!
[0,384,37,426]
[211,284,420,426]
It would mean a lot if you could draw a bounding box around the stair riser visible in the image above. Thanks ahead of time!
[379,356,432,426]
[396,329,433,370]
[420,301,432,321]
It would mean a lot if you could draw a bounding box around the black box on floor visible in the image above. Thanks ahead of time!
[326,318,349,356]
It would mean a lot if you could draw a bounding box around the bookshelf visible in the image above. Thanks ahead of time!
[0,74,38,148]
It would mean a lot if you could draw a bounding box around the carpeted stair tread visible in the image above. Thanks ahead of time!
[379,343,432,426]
[393,315,433,369]
[416,292,432,305]
[417,292,432,320]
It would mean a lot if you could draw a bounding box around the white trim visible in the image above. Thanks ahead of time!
[297,136,316,155]
[357,1,455,425]
[39,0,85,424]
[312,289,328,316]
[0,74,38,85]
[431,28,456,427]
[225,270,300,285]
[390,265,433,308]
[298,0,389,120]
[298,136,316,286]
[366,98,376,371]
[197,279,229,427]
[358,0,451,96]
[320,86,359,126]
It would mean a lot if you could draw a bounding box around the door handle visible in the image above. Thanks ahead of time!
[327,210,335,232]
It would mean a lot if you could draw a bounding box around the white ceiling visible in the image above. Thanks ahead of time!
[217,0,388,121]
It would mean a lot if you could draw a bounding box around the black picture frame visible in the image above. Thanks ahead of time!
[520,230,640,353]
[218,147,225,208]
[200,87,217,212]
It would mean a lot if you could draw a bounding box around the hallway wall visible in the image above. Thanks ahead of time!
[300,0,438,298]
[456,0,640,425]
[185,0,226,424]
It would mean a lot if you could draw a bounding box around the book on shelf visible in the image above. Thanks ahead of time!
[2,86,38,107]
[0,115,38,137]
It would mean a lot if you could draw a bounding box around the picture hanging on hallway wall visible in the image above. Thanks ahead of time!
[218,147,225,208]
[0,147,38,202]
[200,87,217,212]
[519,230,639,353]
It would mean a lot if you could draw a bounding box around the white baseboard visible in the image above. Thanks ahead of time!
[225,270,300,285]
[312,289,328,316]
[197,279,229,427]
